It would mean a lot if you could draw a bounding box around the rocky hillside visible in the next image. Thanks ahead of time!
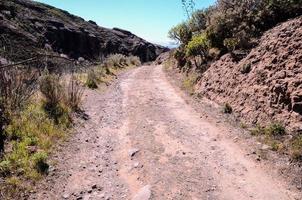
[0,0,168,63]
[196,16,302,132]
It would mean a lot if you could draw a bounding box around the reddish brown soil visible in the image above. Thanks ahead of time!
[196,16,302,131]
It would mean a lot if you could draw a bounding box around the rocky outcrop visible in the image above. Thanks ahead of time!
[196,17,302,131]
[0,0,168,62]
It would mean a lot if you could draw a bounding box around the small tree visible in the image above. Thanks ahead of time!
[181,0,195,17]
[188,9,208,33]
[168,22,192,45]
[186,33,210,59]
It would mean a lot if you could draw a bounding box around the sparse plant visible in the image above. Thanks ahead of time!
[85,70,98,89]
[128,56,141,66]
[182,73,199,95]
[168,22,192,45]
[270,140,282,151]
[31,151,49,174]
[0,160,11,176]
[223,38,239,52]
[241,63,252,74]
[0,68,39,113]
[223,103,233,114]
[1,101,70,187]
[173,48,186,67]
[104,54,127,68]
[250,124,265,136]
[39,73,62,109]
[186,33,210,59]
[265,122,286,136]
[65,75,84,111]
[240,122,248,129]
[39,73,71,124]
[0,67,39,152]
[290,135,302,160]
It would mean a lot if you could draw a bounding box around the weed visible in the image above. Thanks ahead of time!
[250,124,264,136]
[127,56,141,66]
[265,122,286,136]
[64,75,84,111]
[270,140,283,151]
[2,102,69,181]
[86,70,98,89]
[6,176,22,188]
[0,68,39,114]
[31,151,49,174]
[182,73,198,95]
[240,122,248,129]
[290,135,302,160]
[0,160,11,176]
[104,54,127,68]
[223,103,233,114]
[39,73,62,107]
[104,54,141,68]
[241,63,251,74]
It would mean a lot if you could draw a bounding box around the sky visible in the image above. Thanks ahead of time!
[35,0,216,47]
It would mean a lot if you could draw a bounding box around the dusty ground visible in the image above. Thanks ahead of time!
[30,65,301,200]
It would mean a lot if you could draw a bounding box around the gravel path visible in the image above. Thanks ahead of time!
[30,65,301,200]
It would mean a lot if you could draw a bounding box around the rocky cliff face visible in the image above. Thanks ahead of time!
[0,0,168,62]
[196,17,302,131]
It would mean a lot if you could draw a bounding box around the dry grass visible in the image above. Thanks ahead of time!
[0,67,39,114]
[0,67,84,199]
[181,72,199,95]
[64,75,84,111]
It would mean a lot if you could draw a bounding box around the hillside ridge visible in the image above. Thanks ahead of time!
[0,0,168,63]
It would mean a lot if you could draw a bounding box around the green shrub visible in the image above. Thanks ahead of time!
[223,103,233,114]
[31,151,49,174]
[173,48,187,67]
[186,33,210,58]
[0,160,11,176]
[250,124,265,136]
[168,22,192,45]
[176,0,302,62]
[223,38,239,52]
[188,9,208,32]
[2,102,69,180]
[265,122,286,136]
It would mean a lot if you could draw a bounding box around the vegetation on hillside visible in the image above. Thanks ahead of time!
[174,0,302,70]
[84,54,141,89]
[172,0,302,160]
[0,53,140,198]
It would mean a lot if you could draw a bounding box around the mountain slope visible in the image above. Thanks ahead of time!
[0,0,168,62]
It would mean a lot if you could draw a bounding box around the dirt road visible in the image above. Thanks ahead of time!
[31,65,301,200]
